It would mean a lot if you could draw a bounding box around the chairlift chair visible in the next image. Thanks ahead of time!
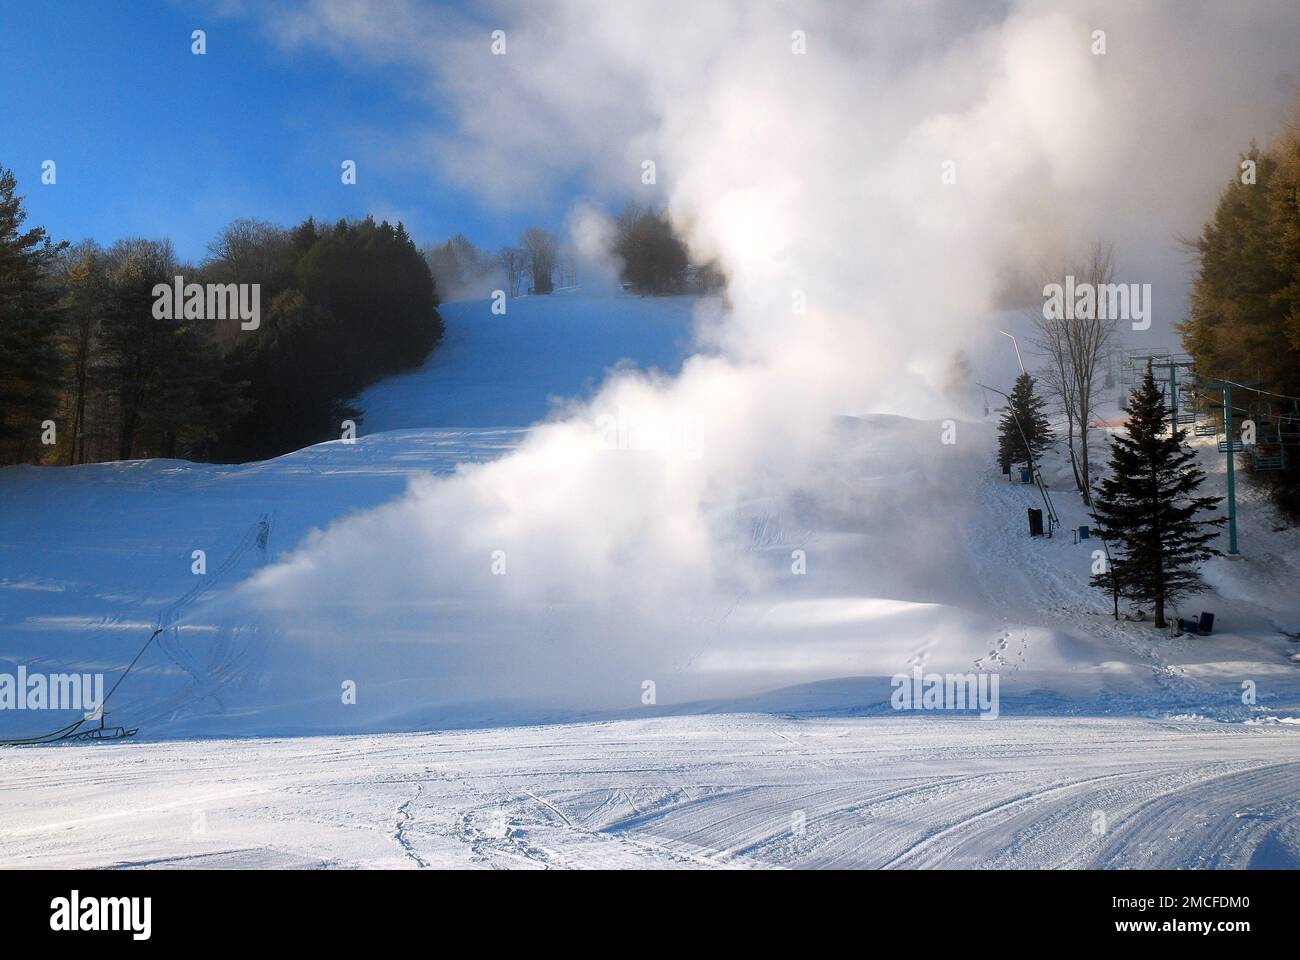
[1250,444,1286,471]
[1191,404,1214,435]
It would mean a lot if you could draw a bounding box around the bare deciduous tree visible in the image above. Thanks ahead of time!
[1029,240,1118,505]
[497,245,523,298]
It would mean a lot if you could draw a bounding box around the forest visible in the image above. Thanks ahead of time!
[0,170,715,468]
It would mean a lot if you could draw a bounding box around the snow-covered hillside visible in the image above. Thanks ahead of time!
[3,290,1300,868]
[2,292,1299,745]
[358,289,702,431]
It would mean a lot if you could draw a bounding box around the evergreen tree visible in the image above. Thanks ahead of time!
[0,166,66,463]
[615,206,689,295]
[1090,367,1224,628]
[1181,127,1300,516]
[996,371,1054,471]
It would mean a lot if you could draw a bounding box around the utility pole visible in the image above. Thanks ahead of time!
[1169,363,1179,433]
[1222,382,1238,556]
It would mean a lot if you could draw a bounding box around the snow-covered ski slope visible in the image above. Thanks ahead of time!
[2,290,1300,867]
[359,288,699,431]
[1,291,1299,740]
[4,715,1299,869]
[0,293,703,739]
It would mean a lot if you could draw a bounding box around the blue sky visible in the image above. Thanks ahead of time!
[0,1,566,261]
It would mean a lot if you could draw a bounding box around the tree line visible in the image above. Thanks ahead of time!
[0,165,443,466]
[1180,119,1300,516]
[426,227,574,301]
[424,205,724,302]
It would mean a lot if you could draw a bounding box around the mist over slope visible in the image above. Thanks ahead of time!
[204,0,1300,733]
[3,292,1298,740]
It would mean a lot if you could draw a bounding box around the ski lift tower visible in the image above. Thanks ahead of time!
[1126,354,1246,555]
[1140,352,1195,432]
[1195,377,1258,557]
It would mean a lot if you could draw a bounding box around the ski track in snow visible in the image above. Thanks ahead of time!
[392,782,429,868]
[2,714,1298,870]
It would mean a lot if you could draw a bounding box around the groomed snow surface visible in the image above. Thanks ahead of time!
[5,716,1299,869]
[2,291,1299,869]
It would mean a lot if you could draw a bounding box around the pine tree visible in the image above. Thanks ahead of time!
[1090,367,1224,628]
[0,166,66,463]
[996,371,1054,472]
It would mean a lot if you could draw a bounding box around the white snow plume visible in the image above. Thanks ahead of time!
[565,203,625,295]
[221,0,1300,720]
